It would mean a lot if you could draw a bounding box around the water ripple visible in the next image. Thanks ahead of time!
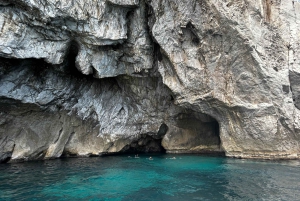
[1,155,300,201]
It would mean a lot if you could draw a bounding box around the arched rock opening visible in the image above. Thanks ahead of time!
[119,124,168,154]
[161,111,223,155]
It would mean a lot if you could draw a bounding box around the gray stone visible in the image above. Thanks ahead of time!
[148,0,300,159]
[0,59,201,162]
[1,0,300,162]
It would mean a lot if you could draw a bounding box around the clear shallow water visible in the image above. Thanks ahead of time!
[1,154,300,201]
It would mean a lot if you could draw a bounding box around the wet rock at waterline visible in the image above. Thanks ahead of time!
[0,0,300,162]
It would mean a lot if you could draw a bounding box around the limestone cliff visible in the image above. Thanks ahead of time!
[0,0,299,162]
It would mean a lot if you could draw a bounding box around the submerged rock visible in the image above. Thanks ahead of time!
[0,0,300,162]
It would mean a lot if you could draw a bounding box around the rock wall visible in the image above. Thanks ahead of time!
[148,0,300,159]
[0,0,300,162]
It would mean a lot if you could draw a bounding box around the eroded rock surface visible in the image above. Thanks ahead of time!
[149,0,300,159]
[0,0,152,77]
[0,0,300,162]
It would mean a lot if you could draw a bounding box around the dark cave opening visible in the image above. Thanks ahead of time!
[165,111,223,155]
[120,135,166,154]
[1,156,11,163]
[119,124,168,154]
[117,113,223,156]
[186,22,200,45]
[0,152,12,163]
[64,41,84,78]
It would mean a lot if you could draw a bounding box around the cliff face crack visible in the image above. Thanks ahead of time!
[185,22,201,45]
[53,128,63,144]
[265,0,272,23]
[65,40,86,78]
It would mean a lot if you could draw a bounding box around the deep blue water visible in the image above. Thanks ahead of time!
[1,154,300,201]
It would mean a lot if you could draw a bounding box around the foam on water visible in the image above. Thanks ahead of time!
[1,154,300,201]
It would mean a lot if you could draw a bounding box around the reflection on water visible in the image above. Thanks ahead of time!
[1,154,300,201]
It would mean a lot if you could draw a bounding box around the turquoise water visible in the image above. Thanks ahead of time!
[1,154,300,201]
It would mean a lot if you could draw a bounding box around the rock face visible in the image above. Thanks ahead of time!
[0,0,300,162]
[148,0,300,159]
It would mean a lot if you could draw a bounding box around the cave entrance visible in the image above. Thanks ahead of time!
[119,111,223,156]
[120,124,168,154]
[161,111,223,155]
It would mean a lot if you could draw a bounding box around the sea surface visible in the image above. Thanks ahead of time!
[1,154,300,201]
